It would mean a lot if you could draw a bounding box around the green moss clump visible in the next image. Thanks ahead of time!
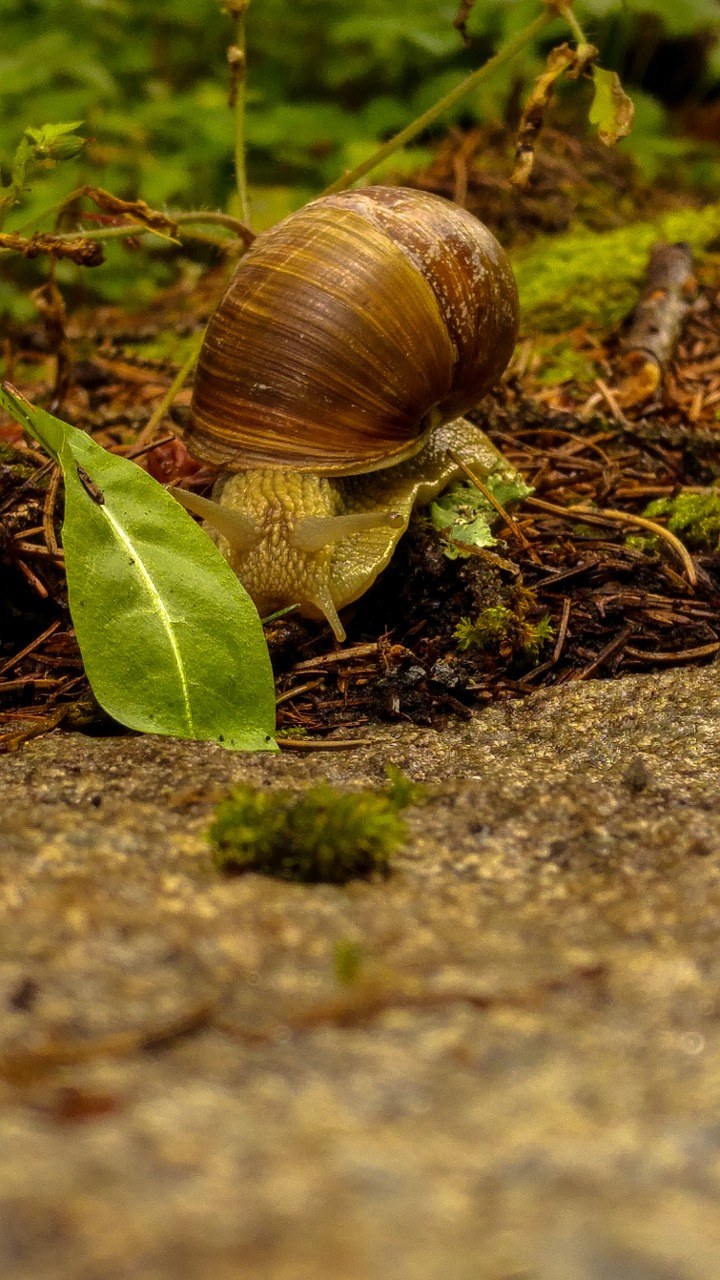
[514,202,720,334]
[454,605,554,661]
[644,489,720,551]
[333,939,363,984]
[209,771,417,883]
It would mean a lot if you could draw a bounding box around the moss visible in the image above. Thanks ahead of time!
[333,939,363,984]
[383,763,426,809]
[644,489,720,551]
[123,331,200,364]
[454,604,554,662]
[514,202,720,334]
[209,767,419,883]
[534,337,599,387]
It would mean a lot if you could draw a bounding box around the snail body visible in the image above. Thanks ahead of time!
[178,186,519,640]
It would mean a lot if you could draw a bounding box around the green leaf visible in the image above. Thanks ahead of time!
[430,471,533,554]
[0,385,277,752]
[589,66,634,146]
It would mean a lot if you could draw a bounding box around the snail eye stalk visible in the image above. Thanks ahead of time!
[170,487,262,553]
[291,510,404,552]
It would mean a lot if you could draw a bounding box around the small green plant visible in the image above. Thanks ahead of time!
[0,122,85,227]
[643,490,720,552]
[454,604,554,661]
[209,766,419,882]
[430,470,533,557]
[383,762,427,808]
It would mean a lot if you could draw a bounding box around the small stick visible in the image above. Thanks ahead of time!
[124,433,178,460]
[225,1,252,226]
[278,737,383,752]
[574,625,633,681]
[276,679,324,706]
[42,466,61,555]
[625,640,720,664]
[289,642,385,674]
[595,377,630,427]
[12,541,64,560]
[13,558,49,598]
[0,619,61,677]
[552,595,572,664]
[617,242,696,407]
[524,495,697,587]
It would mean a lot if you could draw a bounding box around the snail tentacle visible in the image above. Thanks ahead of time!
[291,509,404,552]
[170,486,262,553]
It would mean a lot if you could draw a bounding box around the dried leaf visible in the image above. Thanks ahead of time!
[453,0,475,46]
[512,43,598,189]
[589,66,634,146]
[84,187,179,237]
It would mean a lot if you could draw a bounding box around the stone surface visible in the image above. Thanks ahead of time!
[2,664,720,1278]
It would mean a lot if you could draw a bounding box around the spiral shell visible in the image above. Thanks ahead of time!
[187,186,519,476]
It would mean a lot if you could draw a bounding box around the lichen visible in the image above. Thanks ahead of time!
[514,202,720,334]
[209,766,419,883]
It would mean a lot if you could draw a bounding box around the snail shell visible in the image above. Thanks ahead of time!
[186,186,519,475]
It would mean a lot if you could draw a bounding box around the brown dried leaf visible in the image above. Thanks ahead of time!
[615,351,662,408]
[453,0,475,46]
[511,43,590,189]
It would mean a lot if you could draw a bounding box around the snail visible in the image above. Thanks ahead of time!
[174,185,519,641]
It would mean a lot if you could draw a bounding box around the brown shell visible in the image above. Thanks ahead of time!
[187,186,519,475]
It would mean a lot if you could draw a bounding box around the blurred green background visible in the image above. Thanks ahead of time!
[2,0,719,318]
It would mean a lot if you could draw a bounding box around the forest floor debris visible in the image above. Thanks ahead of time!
[2,128,720,747]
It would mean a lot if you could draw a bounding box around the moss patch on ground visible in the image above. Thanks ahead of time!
[514,202,720,334]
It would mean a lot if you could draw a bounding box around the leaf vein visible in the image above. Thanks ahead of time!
[100,504,194,732]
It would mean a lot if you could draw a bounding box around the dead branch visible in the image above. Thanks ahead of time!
[0,231,104,266]
[617,242,696,407]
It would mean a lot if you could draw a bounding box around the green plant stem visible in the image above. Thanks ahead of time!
[132,331,206,452]
[321,9,554,196]
[557,3,588,47]
[227,1,251,226]
[0,211,254,260]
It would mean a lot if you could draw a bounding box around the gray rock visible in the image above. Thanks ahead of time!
[1,663,720,1278]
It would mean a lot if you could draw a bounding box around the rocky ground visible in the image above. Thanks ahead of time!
[2,662,720,1279]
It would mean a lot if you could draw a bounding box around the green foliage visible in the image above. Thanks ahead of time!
[0,121,85,226]
[0,385,277,751]
[454,604,554,660]
[0,2,718,312]
[515,202,720,333]
[430,470,533,556]
[644,489,720,551]
[209,771,418,882]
